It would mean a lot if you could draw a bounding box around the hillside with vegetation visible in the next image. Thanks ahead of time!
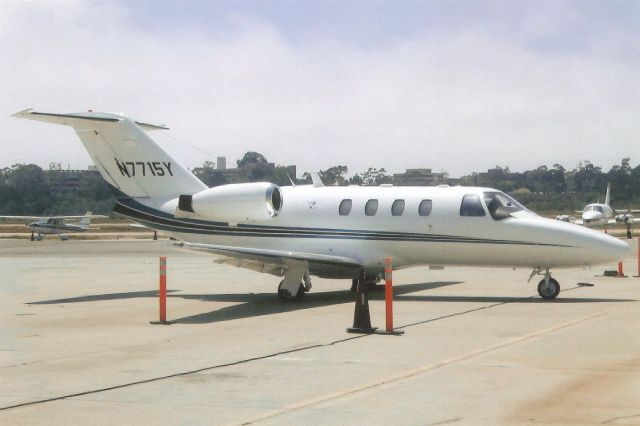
[1,156,638,216]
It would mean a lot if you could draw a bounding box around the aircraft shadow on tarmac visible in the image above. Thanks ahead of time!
[26,281,637,325]
[28,290,181,305]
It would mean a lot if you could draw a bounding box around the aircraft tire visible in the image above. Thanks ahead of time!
[537,278,560,300]
[277,281,305,302]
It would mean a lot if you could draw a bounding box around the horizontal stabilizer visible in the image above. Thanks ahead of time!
[14,108,206,199]
[12,109,168,131]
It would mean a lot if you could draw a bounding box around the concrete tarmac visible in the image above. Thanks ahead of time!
[0,239,639,425]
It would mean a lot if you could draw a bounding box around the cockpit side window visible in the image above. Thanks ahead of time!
[483,191,528,220]
[460,194,486,217]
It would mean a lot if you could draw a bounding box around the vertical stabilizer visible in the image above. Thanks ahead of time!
[78,211,93,226]
[13,109,207,200]
[605,183,611,206]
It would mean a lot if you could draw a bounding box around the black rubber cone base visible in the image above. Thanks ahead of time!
[347,326,378,334]
[347,271,376,334]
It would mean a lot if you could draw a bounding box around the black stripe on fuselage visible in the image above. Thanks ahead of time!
[114,198,572,247]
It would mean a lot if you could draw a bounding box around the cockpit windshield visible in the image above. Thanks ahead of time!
[585,205,604,213]
[483,191,530,220]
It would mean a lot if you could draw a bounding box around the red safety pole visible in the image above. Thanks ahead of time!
[617,261,626,278]
[377,257,403,335]
[637,236,640,277]
[150,257,170,325]
[385,257,393,332]
[159,256,167,322]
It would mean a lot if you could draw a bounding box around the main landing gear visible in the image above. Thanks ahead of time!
[350,276,382,292]
[277,269,312,302]
[529,267,560,300]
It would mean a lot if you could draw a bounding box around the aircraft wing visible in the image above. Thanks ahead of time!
[178,242,363,279]
[614,209,640,214]
[55,215,108,220]
[573,218,640,226]
[0,215,44,221]
[611,218,640,224]
[0,214,107,220]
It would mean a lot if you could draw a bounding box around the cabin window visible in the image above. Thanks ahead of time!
[391,199,405,216]
[418,199,432,216]
[339,199,352,216]
[365,199,379,216]
[460,194,486,217]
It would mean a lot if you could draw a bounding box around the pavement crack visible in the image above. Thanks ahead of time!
[602,413,640,424]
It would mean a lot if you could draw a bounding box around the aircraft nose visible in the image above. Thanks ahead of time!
[582,211,602,222]
[607,235,632,257]
[590,232,631,263]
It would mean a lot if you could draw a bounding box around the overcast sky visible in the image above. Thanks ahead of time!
[1,0,639,177]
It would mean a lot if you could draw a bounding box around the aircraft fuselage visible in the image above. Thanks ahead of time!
[116,185,629,278]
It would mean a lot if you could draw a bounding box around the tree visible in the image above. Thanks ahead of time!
[567,161,605,194]
[192,161,229,187]
[237,152,268,168]
[607,157,632,204]
[359,167,390,186]
[318,166,349,186]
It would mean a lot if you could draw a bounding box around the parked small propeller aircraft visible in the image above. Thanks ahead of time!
[0,211,106,240]
[14,109,630,300]
[556,184,640,235]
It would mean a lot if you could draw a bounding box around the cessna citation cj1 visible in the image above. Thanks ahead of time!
[14,109,630,300]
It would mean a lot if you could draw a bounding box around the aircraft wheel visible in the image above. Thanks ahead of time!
[537,278,560,300]
[367,281,383,292]
[277,280,305,302]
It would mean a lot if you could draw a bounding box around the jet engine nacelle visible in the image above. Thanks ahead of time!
[615,213,634,223]
[176,182,282,223]
[555,215,576,223]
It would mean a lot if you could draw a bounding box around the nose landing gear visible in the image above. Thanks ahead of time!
[529,267,561,300]
[537,277,560,299]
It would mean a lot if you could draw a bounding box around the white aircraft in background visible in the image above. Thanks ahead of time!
[556,184,640,229]
[0,211,105,240]
[14,109,630,301]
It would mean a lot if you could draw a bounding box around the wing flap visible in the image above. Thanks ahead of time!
[178,242,363,279]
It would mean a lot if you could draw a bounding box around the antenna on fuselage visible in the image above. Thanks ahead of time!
[285,172,296,187]
[311,172,324,187]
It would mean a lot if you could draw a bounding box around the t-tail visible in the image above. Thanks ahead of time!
[77,211,93,227]
[13,109,207,203]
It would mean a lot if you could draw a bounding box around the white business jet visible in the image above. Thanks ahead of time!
[557,184,640,228]
[14,109,629,300]
[0,211,105,240]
